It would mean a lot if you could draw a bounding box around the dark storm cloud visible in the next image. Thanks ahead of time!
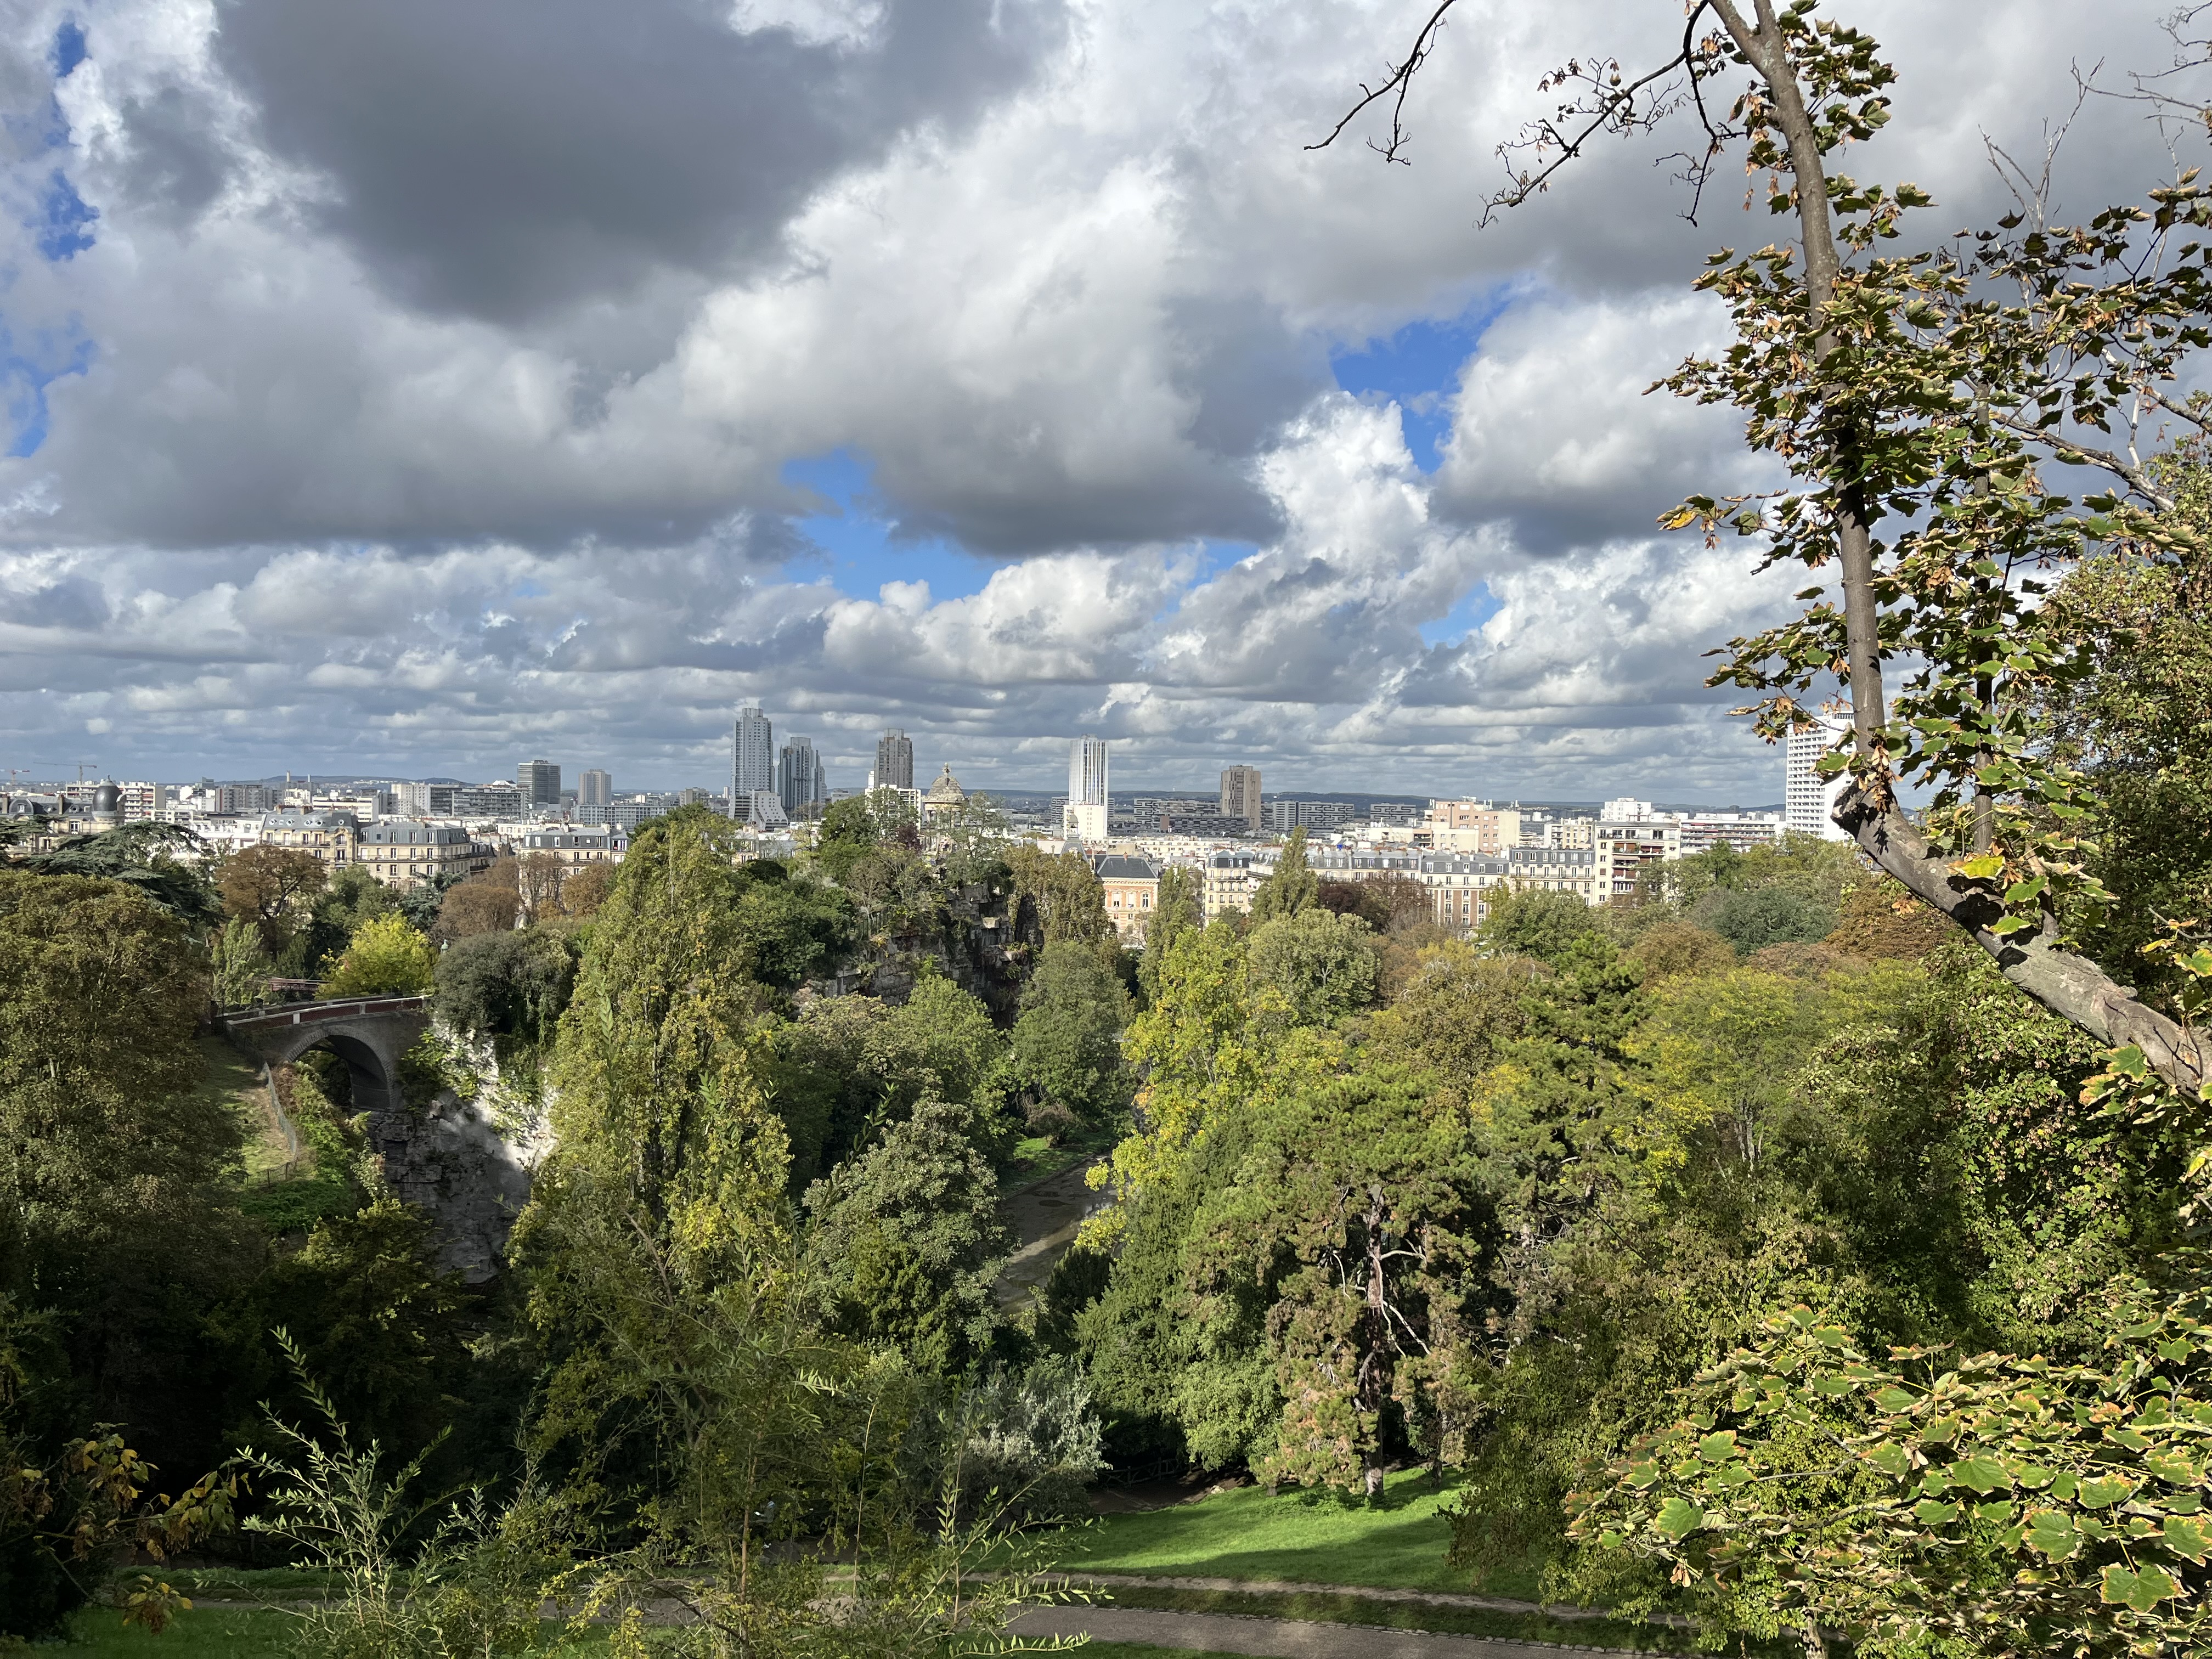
[210,0,1066,321]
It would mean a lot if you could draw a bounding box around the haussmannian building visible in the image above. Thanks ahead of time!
[359,821,492,889]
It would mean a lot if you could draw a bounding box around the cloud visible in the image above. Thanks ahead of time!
[0,0,2198,799]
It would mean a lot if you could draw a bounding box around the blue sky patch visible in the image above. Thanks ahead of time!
[1329,286,1522,471]
[53,20,87,78]
[1419,580,1502,648]
[781,448,995,603]
[2,317,96,458]
[36,170,97,261]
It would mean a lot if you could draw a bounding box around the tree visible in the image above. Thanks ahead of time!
[1627,967,1836,1177]
[815,794,883,885]
[1004,940,1133,1130]
[321,913,436,998]
[517,851,567,922]
[1368,939,1535,1096]
[211,916,274,1008]
[12,821,219,927]
[542,807,789,1249]
[2045,441,2212,1004]
[1006,844,1113,948]
[1245,906,1380,1027]
[802,1098,1010,1374]
[435,866,520,941]
[560,860,618,919]
[1183,1068,1486,1498]
[220,843,328,952]
[1249,827,1319,923]
[1476,885,1602,967]
[1702,884,1836,957]
[0,872,261,1470]
[434,927,579,1046]
[1622,919,1736,985]
[1319,3,2212,1091]
[1138,865,1203,1003]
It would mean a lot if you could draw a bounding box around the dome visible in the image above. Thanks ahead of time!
[923,765,967,807]
[92,781,120,815]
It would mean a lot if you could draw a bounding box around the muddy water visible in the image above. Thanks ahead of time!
[993,1155,1109,1307]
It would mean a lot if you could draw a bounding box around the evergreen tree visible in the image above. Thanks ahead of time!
[1248,827,1318,923]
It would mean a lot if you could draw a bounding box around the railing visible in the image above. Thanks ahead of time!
[222,993,433,1028]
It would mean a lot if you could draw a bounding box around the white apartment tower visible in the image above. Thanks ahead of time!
[1065,736,1110,842]
[1069,736,1109,807]
[579,769,612,807]
[1785,715,1853,841]
[731,706,775,817]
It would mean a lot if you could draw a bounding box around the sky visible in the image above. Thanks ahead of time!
[0,0,2200,799]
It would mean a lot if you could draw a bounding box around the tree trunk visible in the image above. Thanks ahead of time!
[1711,0,2210,1097]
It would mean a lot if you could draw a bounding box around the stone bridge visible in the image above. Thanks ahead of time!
[217,994,543,1284]
[219,994,434,1115]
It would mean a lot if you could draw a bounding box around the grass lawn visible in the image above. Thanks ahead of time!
[58,1606,613,1656]
[60,1605,296,1657]
[194,1035,292,1181]
[1056,1467,1520,1596]
[1000,1119,1122,1189]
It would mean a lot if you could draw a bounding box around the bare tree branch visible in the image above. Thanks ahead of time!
[1304,0,1459,163]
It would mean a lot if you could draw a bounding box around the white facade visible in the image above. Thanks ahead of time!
[1063,799,1109,843]
[1786,718,1853,841]
[1068,735,1109,809]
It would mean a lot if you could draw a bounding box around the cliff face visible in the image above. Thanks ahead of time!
[369,1030,552,1284]
[807,878,1041,1024]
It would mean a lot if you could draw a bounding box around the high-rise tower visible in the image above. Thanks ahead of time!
[731,706,774,817]
[1068,736,1109,808]
[875,728,915,790]
[778,736,826,817]
[1220,764,1262,829]
[518,759,561,808]
[579,769,612,807]
[1065,736,1110,842]
[1784,715,1852,841]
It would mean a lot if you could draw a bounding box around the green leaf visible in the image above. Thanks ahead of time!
[1957,854,2005,880]
[2164,1514,2212,1563]
[2024,1510,2079,1561]
[2102,1562,2181,1613]
[1698,1431,1739,1464]
[1914,1499,1961,1525]
[1864,1442,1912,1479]
[2080,1474,2136,1508]
[1654,1498,1706,1541]
[1950,1454,2010,1494]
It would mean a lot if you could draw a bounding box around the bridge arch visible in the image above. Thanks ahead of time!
[220,996,433,1118]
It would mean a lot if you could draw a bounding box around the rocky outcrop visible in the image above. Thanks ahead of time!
[809,877,1040,1023]
[367,1032,554,1284]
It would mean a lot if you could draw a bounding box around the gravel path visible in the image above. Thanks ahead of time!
[1049,1572,1686,1626]
[1009,1604,1686,1657]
